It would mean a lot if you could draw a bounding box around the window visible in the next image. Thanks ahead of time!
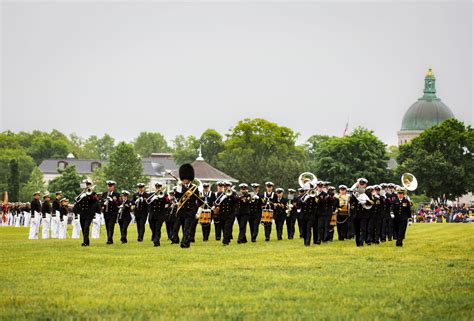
[91,162,101,172]
[57,161,68,170]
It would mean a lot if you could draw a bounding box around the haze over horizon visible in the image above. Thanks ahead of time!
[1,1,473,147]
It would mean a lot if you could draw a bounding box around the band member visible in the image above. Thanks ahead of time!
[29,191,42,240]
[381,183,395,242]
[147,182,170,247]
[261,182,277,241]
[286,189,298,239]
[58,198,69,239]
[391,187,412,247]
[296,188,305,238]
[249,183,262,242]
[172,164,204,248]
[218,181,238,246]
[118,190,132,243]
[101,180,121,245]
[350,178,374,247]
[315,182,334,244]
[237,183,251,244]
[165,189,177,240]
[335,185,350,240]
[41,194,52,239]
[132,183,148,242]
[52,191,62,214]
[326,186,337,241]
[201,183,216,241]
[76,179,98,246]
[273,188,288,240]
[367,185,384,244]
[299,182,318,247]
[212,182,225,241]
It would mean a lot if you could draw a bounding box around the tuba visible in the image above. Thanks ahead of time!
[401,173,418,192]
[298,172,318,202]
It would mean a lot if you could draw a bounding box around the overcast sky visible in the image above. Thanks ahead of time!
[1,1,472,147]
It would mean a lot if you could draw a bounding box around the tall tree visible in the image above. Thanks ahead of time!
[48,165,86,200]
[27,135,70,164]
[7,159,20,202]
[133,132,171,157]
[0,149,36,194]
[104,142,148,192]
[172,135,200,165]
[216,118,306,189]
[397,119,473,201]
[199,129,224,166]
[310,128,389,187]
[20,167,46,202]
[83,134,115,159]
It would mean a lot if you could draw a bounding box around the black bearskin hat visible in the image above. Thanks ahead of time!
[179,163,195,181]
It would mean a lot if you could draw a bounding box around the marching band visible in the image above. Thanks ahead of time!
[6,164,416,249]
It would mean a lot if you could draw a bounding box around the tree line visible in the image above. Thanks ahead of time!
[1,118,472,203]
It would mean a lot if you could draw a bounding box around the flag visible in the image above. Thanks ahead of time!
[342,120,349,136]
[2,192,7,223]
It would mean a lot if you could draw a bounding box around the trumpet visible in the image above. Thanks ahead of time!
[74,185,95,203]
[146,186,167,204]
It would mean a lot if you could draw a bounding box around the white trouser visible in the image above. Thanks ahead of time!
[24,212,31,227]
[41,214,51,239]
[51,211,60,238]
[58,219,68,239]
[91,213,101,239]
[72,215,81,239]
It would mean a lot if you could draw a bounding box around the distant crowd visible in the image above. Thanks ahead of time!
[414,204,473,223]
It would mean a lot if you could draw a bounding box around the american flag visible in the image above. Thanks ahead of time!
[342,120,349,136]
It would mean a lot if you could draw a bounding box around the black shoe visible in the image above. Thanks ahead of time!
[367,242,372,246]
[315,241,321,245]
[106,241,112,245]
[216,237,221,241]
[81,243,87,247]
[265,238,270,242]
[137,239,143,242]
[375,241,380,244]
[305,244,310,247]
[251,239,256,243]
[154,243,160,247]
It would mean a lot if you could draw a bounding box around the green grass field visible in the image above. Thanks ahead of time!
[0,223,473,321]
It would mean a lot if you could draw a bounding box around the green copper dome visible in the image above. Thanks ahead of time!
[401,69,455,131]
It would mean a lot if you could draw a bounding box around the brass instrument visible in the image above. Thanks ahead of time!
[401,173,418,192]
[298,172,319,203]
[350,180,373,210]
[145,186,167,204]
[74,185,95,203]
[225,187,233,197]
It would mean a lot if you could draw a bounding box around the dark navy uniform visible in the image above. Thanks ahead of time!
[52,198,61,217]
[76,192,98,246]
[132,191,149,242]
[201,190,216,241]
[237,192,252,243]
[286,195,298,239]
[317,191,335,243]
[101,191,121,244]
[41,200,51,219]
[218,192,238,245]
[299,194,318,246]
[350,191,374,247]
[172,183,203,248]
[249,192,263,242]
[391,195,412,247]
[367,194,384,244]
[118,199,132,243]
[261,191,277,241]
[273,196,288,240]
[30,199,41,218]
[148,194,170,246]
[381,192,395,241]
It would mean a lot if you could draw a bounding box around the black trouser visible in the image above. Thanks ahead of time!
[165,215,175,240]
[367,215,382,244]
[327,215,335,241]
[393,219,407,246]
[201,223,211,241]
[171,213,194,248]
[221,214,235,245]
[297,214,304,238]
[336,213,349,240]
[213,214,222,240]
[381,214,393,241]
[249,212,261,241]
[274,213,286,240]
[151,214,166,246]
[354,216,368,246]
[80,214,93,245]
[305,217,317,246]
[317,215,330,243]
[190,218,199,242]
[118,218,131,242]
[149,215,156,242]
[347,216,355,239]
[135,212,147,241]
[286,213,296,239]
[237,213,249,243]
[104,212,118,243]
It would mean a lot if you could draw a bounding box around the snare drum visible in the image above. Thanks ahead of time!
[199,209,212,225]
[261,209,273,224]
[330,213,337,226]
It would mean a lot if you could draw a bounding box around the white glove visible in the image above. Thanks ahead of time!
[390,212,395,219]
[176,184,183,193]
